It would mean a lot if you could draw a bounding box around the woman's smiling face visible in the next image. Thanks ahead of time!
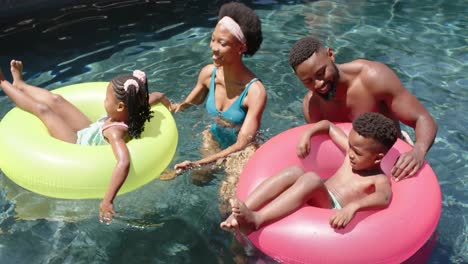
[209,23,244,66]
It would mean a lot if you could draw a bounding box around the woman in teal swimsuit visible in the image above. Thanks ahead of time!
[168,2,267,212]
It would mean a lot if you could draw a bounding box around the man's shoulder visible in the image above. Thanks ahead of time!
[346,59,394,91]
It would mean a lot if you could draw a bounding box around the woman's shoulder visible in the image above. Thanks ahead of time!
[247,78,266,95]
[200,64,216,76]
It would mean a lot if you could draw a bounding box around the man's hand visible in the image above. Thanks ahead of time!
[391,148,424,181]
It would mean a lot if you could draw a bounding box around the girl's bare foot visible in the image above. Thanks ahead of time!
[231,198,258,235]
[220,213,238,232]
[10,60,24,86]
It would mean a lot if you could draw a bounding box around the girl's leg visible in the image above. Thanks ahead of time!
[10,60,91,131]
[0,75,78,143]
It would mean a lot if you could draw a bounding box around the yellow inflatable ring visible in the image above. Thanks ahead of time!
[0,82,178,199]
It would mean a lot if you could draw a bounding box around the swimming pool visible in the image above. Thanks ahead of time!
[0,0,466,263]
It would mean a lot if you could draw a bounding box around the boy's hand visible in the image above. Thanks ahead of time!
[99,201,116,225]
[296,133,311,159]
[329,203,358,229]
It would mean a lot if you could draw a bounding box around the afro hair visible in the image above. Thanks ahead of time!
[218,2,263,56]
[352,112,398,151]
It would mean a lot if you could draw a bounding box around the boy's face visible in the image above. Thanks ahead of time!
[347,129,384,171]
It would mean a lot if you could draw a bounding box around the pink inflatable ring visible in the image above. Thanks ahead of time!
[236,123,441,264]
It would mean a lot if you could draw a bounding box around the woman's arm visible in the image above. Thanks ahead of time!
[100,127,130,224]
[175,81,267,169]
[149,92,172,110]
[170,65,213,112]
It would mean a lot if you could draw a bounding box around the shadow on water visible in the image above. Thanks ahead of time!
[1,0,220,87]
[0,0,304,88]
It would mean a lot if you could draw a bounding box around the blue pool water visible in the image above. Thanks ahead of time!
[0,0,466,263]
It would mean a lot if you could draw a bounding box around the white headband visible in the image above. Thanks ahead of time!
[218,16,246,44]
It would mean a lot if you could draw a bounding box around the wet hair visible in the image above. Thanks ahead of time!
[110,74,153,139]
[218,2,262,56]
[289,36,324,70]
[352,112,398,151]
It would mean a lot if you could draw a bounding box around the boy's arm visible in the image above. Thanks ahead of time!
[329,175,392,229]
[297,120,348,158]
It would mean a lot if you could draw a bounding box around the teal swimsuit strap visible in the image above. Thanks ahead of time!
[208,66,217,96]
[236,77,259,106]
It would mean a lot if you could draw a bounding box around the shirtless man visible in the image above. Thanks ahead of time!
[220,112,398,234]
[289,36,437,181]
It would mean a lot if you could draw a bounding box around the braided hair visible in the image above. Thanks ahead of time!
[110,73,153,139]
[218,2,263,56]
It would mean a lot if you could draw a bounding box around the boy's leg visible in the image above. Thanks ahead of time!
[243,165,306,210]
[220,165,305,231]
[0,74,78,143]
[10,60,91,131]
[232,172,325,234]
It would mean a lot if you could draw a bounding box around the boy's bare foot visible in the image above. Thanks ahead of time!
[10,60,24,86]
[231,198,258,235]
[220,213,238,232]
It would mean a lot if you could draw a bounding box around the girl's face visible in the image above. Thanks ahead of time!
[347,129,384,171]
[104,83,125,119]
[209,23,245,66]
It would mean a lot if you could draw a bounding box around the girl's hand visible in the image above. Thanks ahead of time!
[99,201,116,225]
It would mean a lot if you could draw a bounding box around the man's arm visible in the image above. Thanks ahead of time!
[366,62,438,180]
[302,91,321,123]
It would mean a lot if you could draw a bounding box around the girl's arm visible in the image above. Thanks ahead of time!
[297,120,348,159]
[175,81,267,169]
[170,65,213,113]
[100,126,130,224]
[329,175,392,229]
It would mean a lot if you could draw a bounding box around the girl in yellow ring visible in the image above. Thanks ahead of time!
[0,60,170,224]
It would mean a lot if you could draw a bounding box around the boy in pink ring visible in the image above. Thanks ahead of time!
[221,112,398,234]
